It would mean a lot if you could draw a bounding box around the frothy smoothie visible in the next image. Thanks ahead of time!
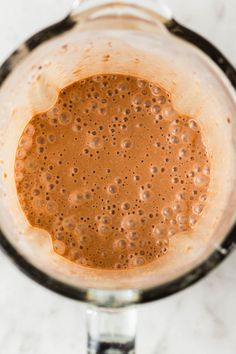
[15,74,210,270]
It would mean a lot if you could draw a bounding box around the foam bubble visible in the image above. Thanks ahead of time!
[33,198,45,210]
[58,112,71,125]
[121,202,130,210]
[74,224,87,236]
[16,148,26,159]
[122,215,141,231]
[128,242,136,250]
[116,239,126,249]
[47,134,56,143]
[176,192,187,201]
[114,177,122,184]
[55,231,65,240]
[199,194,207,202]
[152,225,167,237]
[100,215,112,224]
[42,172,53,183]
[181,131,191,143]
[168,228,177,236]
[31,188,40,196]
[121,139,132,149]
[143,100,151,108]
[24,124,35,137]
[193,175,209,187]
[99,108,107,116]
[117,82,128,91]
[62,216,76,231]
[151,105,161,114]
[15,171,24,182]
[127,231,139,240]
[202,166,210,176]
[46,200,58,214]
[176,214,188,225]
[20,135,33,150]
[72,124,82,133]
[150,86,160,96]
[98,224,112,236]
[68,190,85,205]
[156,237,169,247]
[137,79,146,88]
[192,204,203,215]
[132,95,142,106]
[139,189,152,202]
[172,203,182,213]
[189,215,197,226]
[156,96,166,105]
[188,119,198,130]
[15,160,24,171]
[53,240,66,255]
[107,184,117,194]
[132,256,145,266]
[170,136,179,144]
[88,136,103,149]
[150,166,158,174]
[171,177,179,184]
[162,207,173,218]
[179,148,188,158]
[162,106,176,120]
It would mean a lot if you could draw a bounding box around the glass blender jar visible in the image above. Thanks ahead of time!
[0,0,236,352]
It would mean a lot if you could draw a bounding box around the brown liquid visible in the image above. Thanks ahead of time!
[15,74,210,270]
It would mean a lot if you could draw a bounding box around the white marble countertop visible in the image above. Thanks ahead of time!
[0,1,236,353]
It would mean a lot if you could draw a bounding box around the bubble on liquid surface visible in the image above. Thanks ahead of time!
[19,135,33,150]
[115,239,127,249]
[15,160,24,171]
[47,134,56,143]
[162,106,176,120]
[16,148,26,159]
[193,175,209,187]
[132,256,145,266]
[62,216,76,231]
[122,215,141,231]
[170,136,179,144]
[100,215,112,224]
[192,204,204,215]
[152,225,167,237]
[162,207,172,218]
[151,104,161,115]
[139,189,152,202]
[121,139,132,149]
[68,190,85,206]
[24,124,35,137]
[150,85,160,96]
[121,202,130,211]
[107,184,117,194]
[53,240,66,255]
[176,214,188,225]
[98,224,112,236]
[132,95,142,106]
[150,166,158,174]
[46,200,58,214]
[58,112,71,125]
[88,136,103,149]
[127,231,139,240]
[188,119,198,130]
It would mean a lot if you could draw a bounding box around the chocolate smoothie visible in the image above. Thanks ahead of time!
[14,74,210,270]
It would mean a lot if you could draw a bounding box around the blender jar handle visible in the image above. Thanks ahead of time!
[87,306,137,354]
